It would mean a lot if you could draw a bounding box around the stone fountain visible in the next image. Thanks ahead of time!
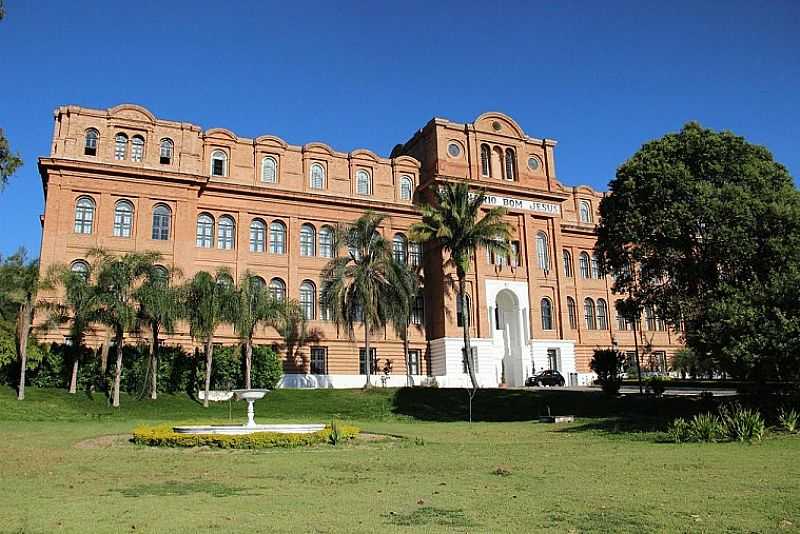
[173,389,324,435]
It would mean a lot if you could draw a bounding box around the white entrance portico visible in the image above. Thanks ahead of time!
[485,280,531,386]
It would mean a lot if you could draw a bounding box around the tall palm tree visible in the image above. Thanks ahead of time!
[320,211,399,387]
[271,298,320,373]
[410,182,512,397]
[184,270,232,407]
[226,272,281,389]
[0,249,39,400]
[40,261,101,394]
[135,265,182,400]
[93,249,160,408]
[387,257,422,387]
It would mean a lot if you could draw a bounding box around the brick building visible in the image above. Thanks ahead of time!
[37,104,682,387]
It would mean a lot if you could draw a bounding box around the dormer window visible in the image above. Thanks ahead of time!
[84,129,99,156]
[211,150,227,177]
[310,162,325,189]
[579,200,592,223]
[160,139,174,165]
[400,176,413,201]
[114,133,128,160]
[356,169,372,195]
[261,156,277,183]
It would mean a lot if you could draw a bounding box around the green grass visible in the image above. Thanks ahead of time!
[0,386,798,533]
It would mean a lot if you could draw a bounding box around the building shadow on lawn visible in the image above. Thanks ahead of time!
[391,387,722,428]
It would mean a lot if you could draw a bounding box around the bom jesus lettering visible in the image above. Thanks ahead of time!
[468,192,561,216]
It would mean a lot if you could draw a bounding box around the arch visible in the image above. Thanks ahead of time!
[480,143,491,177]
[84,128,99,156]
[74,196,95,234]
[108,103,157,123]
[504,148,517,181]
[319,225,335,258]
[597,299,609,330]
[579,200,592,223]
[473,111,527,139]
[114,133,128,160]
[216,272,234,288]
[309,162,325,189]
[563,249,573,278]
[303,141,336,155]
[255,135,289,149]
[210,149,227,176]
[153,265,170,282]
[566,297,577,329]
[249,218,266,253]
[350,148,381,161]
[159,138,174,164]
[356,169,372,195]
[584,298,596,330]
[217,215,235,250]
[540,298,553,330]
[70,260,89,279]
[579,252,591,279]
[205,127,238,141]
[131,135,145,162]
[269,277,286,302]
[300,223,316,256]
[269,220,287,254]
[151,203,171,241]
[536,231,550,273]
[299,280,316,320]
[399,175,413,201]
[250,275,266,290]
[261,156,278,183]
[196,213,214,248]
[113,199,134,238]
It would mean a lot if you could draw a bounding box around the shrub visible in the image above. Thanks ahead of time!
[251,345,283,389]
[777,407,799,433]
[132,424,359,449]
[687,413,725,442]
[647,375,670,396]
[665,417,691,443]
[719,403,766,442]
[590,348,625,396]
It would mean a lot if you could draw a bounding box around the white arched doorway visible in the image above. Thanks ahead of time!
[496,289,524,386]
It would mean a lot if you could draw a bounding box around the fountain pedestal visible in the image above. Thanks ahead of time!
[232,389,269,428]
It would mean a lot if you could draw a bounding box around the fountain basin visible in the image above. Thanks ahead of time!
[232,389,269,401]
[173,423,326,435]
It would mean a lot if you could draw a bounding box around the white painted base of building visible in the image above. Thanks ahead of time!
[278,374,432,389]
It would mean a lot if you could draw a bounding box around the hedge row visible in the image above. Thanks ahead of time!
[132,423,360,449]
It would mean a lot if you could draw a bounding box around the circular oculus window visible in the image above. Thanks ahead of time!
[447,142,462,158]
[528,156,541,171]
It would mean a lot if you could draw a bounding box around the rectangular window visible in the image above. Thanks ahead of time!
[408,243,422,267]
[359,348,377,375]
[408,349,420,375]
[462,347,478,374]
[152,215,169,240]
[547,348,560,371]
[510,241,520,267]
[113,212,132,237]
[411,295,424,325]
[212,159,224,176]
[310,347,327,374]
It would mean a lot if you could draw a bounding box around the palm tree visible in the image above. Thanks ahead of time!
[226,272,281,389]
[40,261,101,394]
[135,265,182,400]
[271,298,320,373]
[410,182,511,405]
[93,249,160,408]
[184,270,232,407]
[387,256,422,387]
[0,249,39,400]
[320,212,399,387]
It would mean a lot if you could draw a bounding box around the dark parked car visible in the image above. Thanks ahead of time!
[525,370,566,387]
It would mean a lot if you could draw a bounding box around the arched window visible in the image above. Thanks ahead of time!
[269,278,286,302]
[536,232,550,273]
[299,281,316,320]
[113,200,134,238]
[356,169,371,195]
[579,200,592,223]
[114,133,128,160]
[73,196,95,234]
[151,204,171,241]
[480,144,491,177]
[196,213,214,248]
[319,225,335,258]
[249,219,266,253]
[300,223,316,256]
[217,216,235,250]
[597,299,609,330]
[563,250,573,278]
[159,138,174,165]
[309,162,325,189]
[70,260,89,279]
[216,272,234,288]
[393,233,408,264]
[153,265,169,282]
[504,148,516,181]
[251,276,266,290]
[457,294,471,328]
[400,176,413,201]
[579,252,591,279]
[541,298,553,330]
[567,297,577,329]
[584,298,597,330]
[591,255,601,279]
[210,150,227,177]
[261,156,277,183]
[84,129,99,156]
[269,220,286,254]
[131,135,144,162]
[409,241,422,267]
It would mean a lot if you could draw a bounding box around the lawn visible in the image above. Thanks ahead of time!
[0,386,798,533]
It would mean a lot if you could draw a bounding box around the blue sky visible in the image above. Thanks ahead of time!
[1,0,798,258]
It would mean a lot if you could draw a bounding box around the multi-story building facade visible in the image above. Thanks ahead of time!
[37,104,682,387]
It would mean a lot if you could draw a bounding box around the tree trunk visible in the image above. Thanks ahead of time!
[15,301,32,401]
[99,329,111,375]
[150,323,159,400]
[459,276,478,423]
[364,318,371,387]
[68,356,79,394]
[244,339,252,390]
[112,330,124,408]
[203,339,214,408]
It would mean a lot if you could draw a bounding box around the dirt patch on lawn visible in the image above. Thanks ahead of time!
[74,434,131,449]
[355,432,402,442]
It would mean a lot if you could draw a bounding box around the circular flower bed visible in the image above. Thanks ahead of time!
[133,423,359,449]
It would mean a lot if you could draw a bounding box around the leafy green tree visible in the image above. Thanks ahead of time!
[590,348,625,395]
[93,250,160,407]
[135,265,182,399]
[320,212,399,387]
[226,272,281,389]
[596,122,800,381]
[0,129,22,192]
[184,270,233,406]
[271,298,319,374]
[410,182,511,396]
[0,250,39,400]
